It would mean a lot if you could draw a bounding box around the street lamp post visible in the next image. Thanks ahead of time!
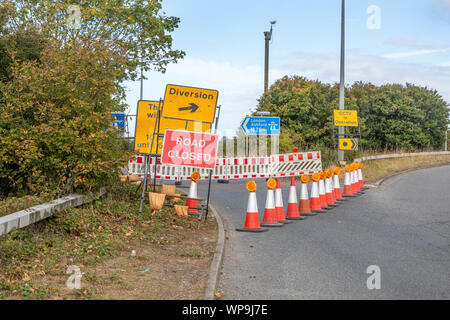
[264,21,276,93]
[338,0,345,162]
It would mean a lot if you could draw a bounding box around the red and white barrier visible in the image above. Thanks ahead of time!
[127,151,322,181]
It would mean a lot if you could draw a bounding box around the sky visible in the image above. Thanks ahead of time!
[123,0,450,136]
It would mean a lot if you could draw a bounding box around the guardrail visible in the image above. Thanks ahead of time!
[0,189,105,237]
[355,151,450,162]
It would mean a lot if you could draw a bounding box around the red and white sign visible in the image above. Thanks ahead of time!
[161,129,219,169]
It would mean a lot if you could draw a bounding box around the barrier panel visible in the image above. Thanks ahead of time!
[127,151,322,181]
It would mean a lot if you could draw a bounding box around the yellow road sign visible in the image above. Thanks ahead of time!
[163,84,218,123]
[334,110,358,127]
[134,100,161,154]
[134,100,212,154]
[339,138,358,151]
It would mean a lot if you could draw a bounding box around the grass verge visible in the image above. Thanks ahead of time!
[0,183,217,300]
[358,154,450,184]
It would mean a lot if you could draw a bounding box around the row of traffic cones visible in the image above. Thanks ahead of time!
[236,162,367,232]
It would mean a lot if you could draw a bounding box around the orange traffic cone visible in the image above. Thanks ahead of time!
[358,162,369,191]
[298,174,316,216]
[309,173,325,213]
[286,176,306,220]
[333,167,345,201]
[351,163,362,195]
[275,178,292,224]
[319,171,330,210]
[261,178,283,227]
[343,165,355,197]
[236,181,268,232]
[186,172,200,213]
[325,169,338,207]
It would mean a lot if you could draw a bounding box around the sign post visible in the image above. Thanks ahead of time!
[135,84,220,220]
[333,109,362,163]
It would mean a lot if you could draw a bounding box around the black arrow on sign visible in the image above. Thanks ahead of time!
[351,139,356,150]
[178,103,199,113]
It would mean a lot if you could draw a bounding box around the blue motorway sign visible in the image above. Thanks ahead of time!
[240,116,280,135]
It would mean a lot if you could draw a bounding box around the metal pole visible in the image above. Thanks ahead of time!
[138,156,148,218]
[338,0,345,162]
[445,129,448,152]
[140,61,143,100]
[263,22,274,93]
[204,105,221,221]
[264,34,270,93]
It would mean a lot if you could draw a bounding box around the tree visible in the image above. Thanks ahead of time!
[2,0,185,80]
[0,0,185,197]
[256,76,449,155]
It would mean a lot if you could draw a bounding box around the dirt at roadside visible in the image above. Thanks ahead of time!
[0,183,218,300]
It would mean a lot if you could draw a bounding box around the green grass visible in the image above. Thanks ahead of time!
[0,194,52,218]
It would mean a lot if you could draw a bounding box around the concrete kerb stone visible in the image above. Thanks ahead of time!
[203,202,226,300]
[0,189,106,237]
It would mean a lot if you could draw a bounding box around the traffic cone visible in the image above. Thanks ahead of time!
[261,178,283,227]
[351,163,362,195]
[286,176,305,220]
[236,181,268,232]
[318,171,330,209]
[343,165,355,197]
[309,173,325,213]
[354,162,364,194]
[333,167,345,201]
[325,169,338,207]
[298,174,316,216]
[275,178,292,224]
[186,180,198,213]
[358,162,369,191]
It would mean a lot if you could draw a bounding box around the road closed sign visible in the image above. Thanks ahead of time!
[162,84,218,123]
[160,129,219,169]
[334,110,358,127]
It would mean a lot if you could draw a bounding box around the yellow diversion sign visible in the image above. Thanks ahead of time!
[134,100,212,154]
[334,110,358,127]
[163,84,218,123]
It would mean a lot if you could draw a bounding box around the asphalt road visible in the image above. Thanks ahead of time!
[197,165,450,299]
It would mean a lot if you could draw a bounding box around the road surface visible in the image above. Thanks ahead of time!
[198,165,450,299]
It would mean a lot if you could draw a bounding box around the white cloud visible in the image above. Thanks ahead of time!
[277,51,450,102]
[124,52,450,138]
[382,47,450,59]
[125,57,269,136]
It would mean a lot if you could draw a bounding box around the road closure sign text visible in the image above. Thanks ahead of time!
[161,130,219,169]
[333,110,358,127]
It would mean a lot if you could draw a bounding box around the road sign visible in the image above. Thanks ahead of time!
[162,84,218,123]
[134,100,213,154]
[161,129,219,169]
[334,110,358,127]
[240,116,280,135]
[111,113,126,132]
[339,138,358,151]
[134,100,161,154]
